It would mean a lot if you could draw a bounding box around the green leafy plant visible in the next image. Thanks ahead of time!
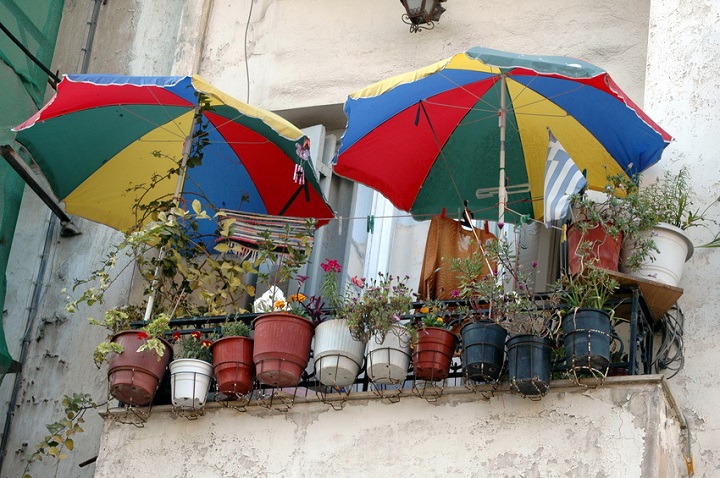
[449,240,504,322]
[336,272,414,343]
[569,171,660,272]
[23,393,96,478]
[558,240,619,312]
[639,167,720,248]
[218,319,252,338]
[172,330,213,362]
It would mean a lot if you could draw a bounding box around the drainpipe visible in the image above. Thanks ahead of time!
[79,0,104,73]
[0,213,56,470]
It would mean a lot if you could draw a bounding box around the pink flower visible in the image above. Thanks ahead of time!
[320,258,342,273]
[137,331,148,340]
[351,276,365,288]
[451,289,460,298]
[296,274,309,284]
[531,261,538,268]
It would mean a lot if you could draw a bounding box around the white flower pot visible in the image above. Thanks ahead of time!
[621,222,694,287]
[366,325,412,385]
[313,319,366,387]
[170,358,214,409]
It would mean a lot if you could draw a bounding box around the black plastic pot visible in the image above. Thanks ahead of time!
[561,308,612,376]
[460,321,507,382]
[507,334,554,398]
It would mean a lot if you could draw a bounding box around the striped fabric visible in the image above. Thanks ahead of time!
[544,129,587,226]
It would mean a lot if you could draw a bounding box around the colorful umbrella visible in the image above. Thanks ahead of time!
[13,74,334,233]
[334,46,671,224]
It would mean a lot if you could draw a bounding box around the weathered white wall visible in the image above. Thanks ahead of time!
[93,378,685,478]
[645,2,720,477]
[5,0,719,477]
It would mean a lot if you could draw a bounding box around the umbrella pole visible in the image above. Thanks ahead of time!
[498,73,507,227]
[142,105,202,322]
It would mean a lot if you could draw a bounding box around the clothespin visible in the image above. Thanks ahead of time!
[367,215,375,234]
[441,207,446,218]
[561,224,567,243]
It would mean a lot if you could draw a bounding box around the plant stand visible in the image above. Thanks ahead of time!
[107,331,173,406]
[562,308,612,385]
[460,321,507,386]
[313,319,366,388]
[253,313,314,388]
[211,336,255,399]
[507,334,554,399]
[169,358,214,415]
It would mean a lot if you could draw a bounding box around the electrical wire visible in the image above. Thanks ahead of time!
[652,304,685,379]
[244,0,254,104]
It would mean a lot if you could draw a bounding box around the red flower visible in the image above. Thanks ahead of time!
[320,258,342,273]
[191,331,202,340]
[172,332,181,341]
[351,276,365,288]
[136,331,148,340]
[201,340,212,348]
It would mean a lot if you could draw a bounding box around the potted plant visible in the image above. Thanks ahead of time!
[559,239,620,380]
[568,172,659,275]
[106,313,172,406]
[169,330,214,409]
[620,167,720,286]
[490,240,561,398]
[450,242,508,384]
[251,221,317,388]
[337,273,414,385]
[411,300,458,382]
[66,199,254,406]
[306,258,366,388]
[210,320,255,398]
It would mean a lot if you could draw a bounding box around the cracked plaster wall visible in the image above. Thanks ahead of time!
[3,0,717,477]
[93,380,684,478]
[645,1,720,477]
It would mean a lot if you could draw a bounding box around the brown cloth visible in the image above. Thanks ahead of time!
[418,214,497,301]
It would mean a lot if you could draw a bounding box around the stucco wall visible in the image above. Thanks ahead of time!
[93,377,685,478]
[5,1,719,477]
[645,1,720,477]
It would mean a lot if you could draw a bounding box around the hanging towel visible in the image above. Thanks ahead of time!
[418,215,497,301]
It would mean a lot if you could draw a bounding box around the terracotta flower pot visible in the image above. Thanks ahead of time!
[412,328,457,381]
[568,223,622,275]
[107,330,173,406]
[211,336,255,396]
[252,313,314,388]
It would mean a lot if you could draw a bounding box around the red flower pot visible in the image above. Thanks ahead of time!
[211,336,255,396]
[412,328,458,381]
[568,223,622,275]
[252,313,314,388]
[107,330,172,406]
